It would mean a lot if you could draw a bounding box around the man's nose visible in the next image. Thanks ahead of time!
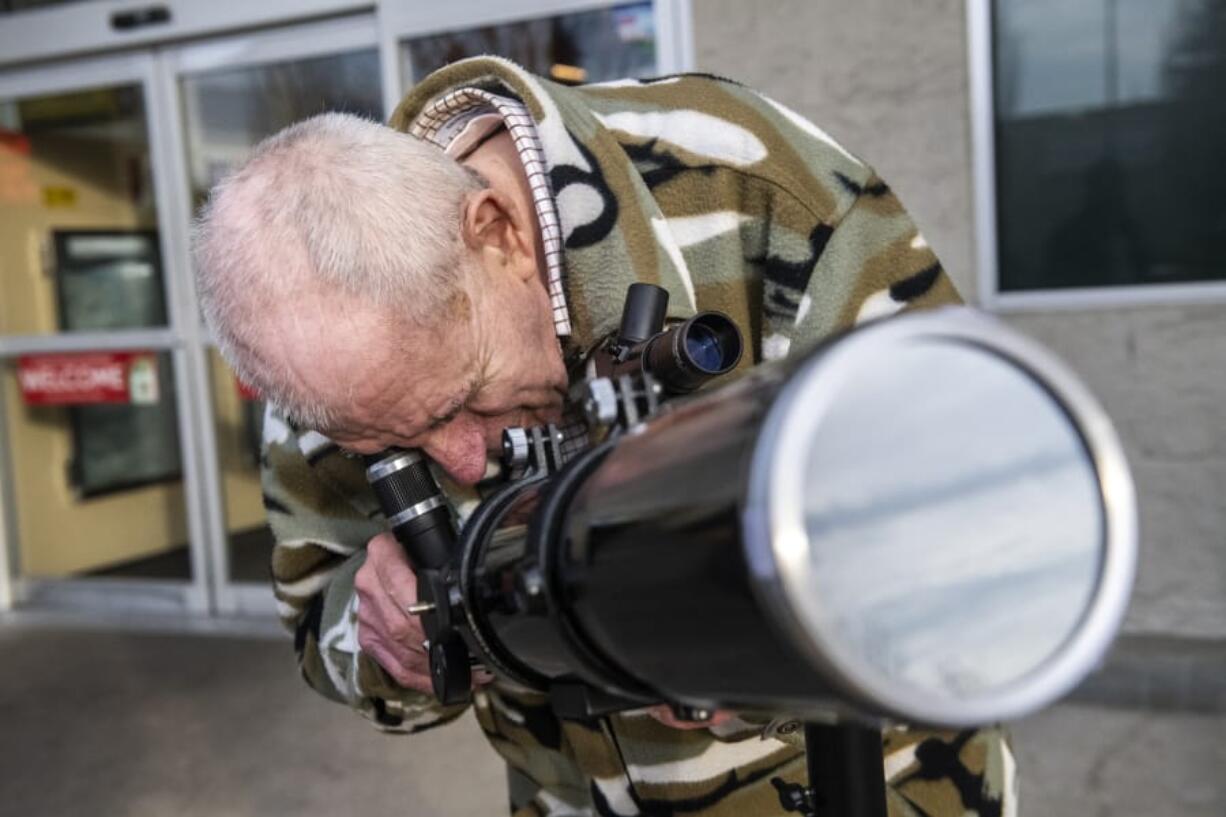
[420,421,489,486]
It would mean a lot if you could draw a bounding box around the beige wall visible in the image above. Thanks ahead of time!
[1004,305,1226,638]
[692,0,1226,641]
[3,378,189,577]
[692,0,977,296]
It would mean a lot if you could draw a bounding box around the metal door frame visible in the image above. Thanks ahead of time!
[0,49,211,615]
[0,0,371,71]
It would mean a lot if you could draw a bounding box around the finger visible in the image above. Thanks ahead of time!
[361,633,433,694]
[354,546,380,599]
[364,628,430,677]
[358,603,431,678]
[645,705,733,730]
[368,533,421,612]
[360,581,427,652]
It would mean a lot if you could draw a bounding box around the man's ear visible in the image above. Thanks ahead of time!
[460,189,535,280]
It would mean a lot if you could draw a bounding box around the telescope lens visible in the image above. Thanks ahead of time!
[796,341,1101,702]
[684,323,727,373]
[746,314,1135,724]
[643,311,743,393]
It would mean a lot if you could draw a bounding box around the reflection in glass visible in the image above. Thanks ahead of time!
[994,0,1226,289]
[2,361,190,581]
[69,352,181,497]
[402,2,656,86]
[0,85,159,335]
[180,50,382,582]
[208,351,274,583]
[180,49,382,209]
[48,230,182,495]
[799,341,1102,698]
[53,231,166,331]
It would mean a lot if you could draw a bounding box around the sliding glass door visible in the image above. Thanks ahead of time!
[0,0,691,619]
[0,51,208,613]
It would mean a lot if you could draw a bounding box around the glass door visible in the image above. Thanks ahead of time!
[158,14,384,615]
[398,1,659,86]
[0,1,693,620]
[0,51,209,614]
[379,0,691,114]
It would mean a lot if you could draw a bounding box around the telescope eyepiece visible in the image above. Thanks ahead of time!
[366,450,435,511]
[683,320,733,373]
[364,448,456,569]
[645,312,744,393]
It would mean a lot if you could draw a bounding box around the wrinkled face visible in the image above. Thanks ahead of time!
[255,129,563,486]
[267,260,568,486]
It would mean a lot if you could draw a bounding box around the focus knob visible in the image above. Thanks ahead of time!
[502,427,530,471]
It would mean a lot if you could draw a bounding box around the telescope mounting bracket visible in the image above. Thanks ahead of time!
[501,423,567,482]
[578,373,662,435]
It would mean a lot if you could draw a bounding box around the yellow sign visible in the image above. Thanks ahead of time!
[20,89,122,124]
[42,186,77,208]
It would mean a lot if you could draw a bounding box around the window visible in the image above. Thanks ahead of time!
[177,43,384,585]
[53,230,181,496]
[990,0,1226,293]
[180,49,383,210]
[0,2,690,614]
[400,2,658,87]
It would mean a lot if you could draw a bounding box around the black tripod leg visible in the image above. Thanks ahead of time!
[804,722,888,817]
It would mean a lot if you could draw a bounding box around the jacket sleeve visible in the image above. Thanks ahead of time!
[261,404,468,732]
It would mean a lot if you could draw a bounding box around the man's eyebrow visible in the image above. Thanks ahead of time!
[427,400,464,429]
[426,380,479,429]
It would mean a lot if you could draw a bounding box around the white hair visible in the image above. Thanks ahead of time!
[192,112,485,427]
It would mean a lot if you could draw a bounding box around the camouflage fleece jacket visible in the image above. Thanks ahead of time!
[263,57,1017,817]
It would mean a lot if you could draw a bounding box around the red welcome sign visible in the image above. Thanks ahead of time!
[0,131,31,155]
[17,352,160,406]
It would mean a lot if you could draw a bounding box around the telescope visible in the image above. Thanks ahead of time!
[365,284,1136,815]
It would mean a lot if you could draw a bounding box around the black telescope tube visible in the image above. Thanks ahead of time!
[546,360,838,709]
[364,448,455,569]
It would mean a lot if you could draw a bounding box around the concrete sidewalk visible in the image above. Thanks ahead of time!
[1,623,1222,816]
[0,625,504,817]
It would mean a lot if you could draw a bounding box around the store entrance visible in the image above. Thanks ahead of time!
[0,0,683,619]
[0,14,386,615]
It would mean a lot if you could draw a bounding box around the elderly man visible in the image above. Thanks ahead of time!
[194,57,1015,817]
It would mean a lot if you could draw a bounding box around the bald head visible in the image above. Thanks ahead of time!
[192,112,485,426]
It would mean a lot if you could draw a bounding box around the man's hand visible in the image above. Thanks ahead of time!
[355,532,434,694]
[646,705,735,730]
[355,535,721,715]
